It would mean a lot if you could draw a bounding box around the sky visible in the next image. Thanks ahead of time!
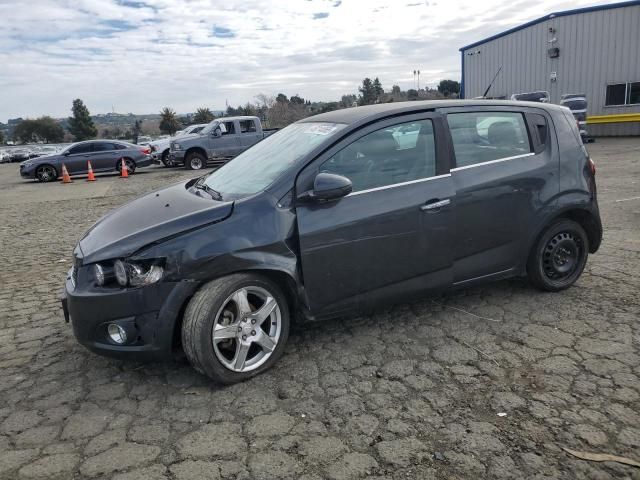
[0,0,621,121]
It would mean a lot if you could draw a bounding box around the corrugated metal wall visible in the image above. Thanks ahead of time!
[461,4,640,135]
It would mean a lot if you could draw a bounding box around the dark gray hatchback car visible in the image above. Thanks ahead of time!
[63,100,602,383]
[20,140,153,182]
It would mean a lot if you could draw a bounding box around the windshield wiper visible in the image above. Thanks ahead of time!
[194,183,223,201]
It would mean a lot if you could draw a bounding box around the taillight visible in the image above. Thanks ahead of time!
[588,157,596,175]
[140,147,151,155]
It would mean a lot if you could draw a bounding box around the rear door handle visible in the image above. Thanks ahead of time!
[420,198,451,211]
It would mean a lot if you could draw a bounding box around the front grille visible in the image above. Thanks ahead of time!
[72,256,81,286]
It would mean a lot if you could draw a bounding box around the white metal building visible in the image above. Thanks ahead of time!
[460,1,640,135]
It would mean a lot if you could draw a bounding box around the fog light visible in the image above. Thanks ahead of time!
[107,323,127,344]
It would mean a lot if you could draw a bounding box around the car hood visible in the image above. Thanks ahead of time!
[173,133,200,143]
[20,153,58,165]
[78,181,233,264]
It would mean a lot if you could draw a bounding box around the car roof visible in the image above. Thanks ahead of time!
[300,100,566,125]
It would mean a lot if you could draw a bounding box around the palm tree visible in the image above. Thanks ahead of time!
[193,107,214,123]
[159,107,181,135]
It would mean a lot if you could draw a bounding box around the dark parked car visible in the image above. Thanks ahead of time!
[20,140,153,182]
[63,100,602,384]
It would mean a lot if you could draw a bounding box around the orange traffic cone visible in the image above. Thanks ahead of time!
[87,161,96,182]
[120,158,129,179]
[61,164,72,183]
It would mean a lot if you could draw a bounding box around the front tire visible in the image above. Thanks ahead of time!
[185,152,206,170]
[527,219,589,291]
[181,274,290,384]
[35,165,58,182]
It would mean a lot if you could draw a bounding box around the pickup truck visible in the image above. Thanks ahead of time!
[169,116,278,170]
[148,124,208,167]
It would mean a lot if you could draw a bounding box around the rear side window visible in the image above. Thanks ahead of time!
[239,120,257,133]
[91,142,115,152]
[447,111,531,168]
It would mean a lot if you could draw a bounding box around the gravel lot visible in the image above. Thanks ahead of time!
[0,138,639,480]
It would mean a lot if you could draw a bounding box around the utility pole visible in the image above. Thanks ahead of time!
[417,70,421,90]
[413,70,416,89]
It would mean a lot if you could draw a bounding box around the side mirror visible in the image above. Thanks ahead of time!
[212,128,222,138]
[299,172,352,202]
[63,151,70,156]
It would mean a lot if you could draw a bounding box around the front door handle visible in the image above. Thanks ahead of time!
[420,198,451,211]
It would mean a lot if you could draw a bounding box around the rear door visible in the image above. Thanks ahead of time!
[442,107,558,283]
[295,113,454,316]
[64,143,92,174]
[90,142,120,171]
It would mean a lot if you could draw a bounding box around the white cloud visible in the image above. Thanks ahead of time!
[0,0,620,120]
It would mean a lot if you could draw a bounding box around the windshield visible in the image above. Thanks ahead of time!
[201,120,221,135]
[203,122,346,198]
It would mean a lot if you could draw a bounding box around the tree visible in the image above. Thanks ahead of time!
[132,120,142,144]
[358,78,377,105]
[373,77,384,100]
[68,99,97,140]
[0,130,4,144]
[276,93,289,104]
[391,85,401,95]
[340,94,357,108]
[159,107,181,135]
[290,95,305,105]
[13,117,65,143]
[407,89,420,101]
[437,79,460,97]
[193,107,214,123]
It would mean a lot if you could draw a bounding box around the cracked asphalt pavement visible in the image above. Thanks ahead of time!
[0,138,638,479]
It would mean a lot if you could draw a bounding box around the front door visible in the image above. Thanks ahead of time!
[209,120,242,157]
[295,113,454,316]
[64,143,92,174]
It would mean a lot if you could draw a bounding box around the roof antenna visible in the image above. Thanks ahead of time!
[482,66,502,98]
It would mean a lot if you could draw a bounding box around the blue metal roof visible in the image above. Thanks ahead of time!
[459,0,640,51]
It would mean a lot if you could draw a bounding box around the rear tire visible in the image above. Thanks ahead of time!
[116,157,136,175]
[527,219,589,292]
[181,274,290,384]
[160,150,172,167]
[185,152,206,170]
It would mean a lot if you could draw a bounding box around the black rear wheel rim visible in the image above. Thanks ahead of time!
[542,232,582,280]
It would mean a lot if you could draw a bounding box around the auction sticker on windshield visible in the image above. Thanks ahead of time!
[304,123,342,135]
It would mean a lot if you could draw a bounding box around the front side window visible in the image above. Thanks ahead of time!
[447,111,531,168]
[222,121,235,135]
[240,120,257,133]
[320,119,436,193]
[68,143,91,155]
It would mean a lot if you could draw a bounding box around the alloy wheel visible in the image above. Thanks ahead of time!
[36,165,56,182]
[212,286,282,372]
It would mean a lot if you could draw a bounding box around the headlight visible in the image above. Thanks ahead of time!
[113,259,164,287]
[21,161,33,168]
[93,264,114,286]
[172,143,181,150]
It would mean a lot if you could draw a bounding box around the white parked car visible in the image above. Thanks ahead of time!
[149,124,208,166]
